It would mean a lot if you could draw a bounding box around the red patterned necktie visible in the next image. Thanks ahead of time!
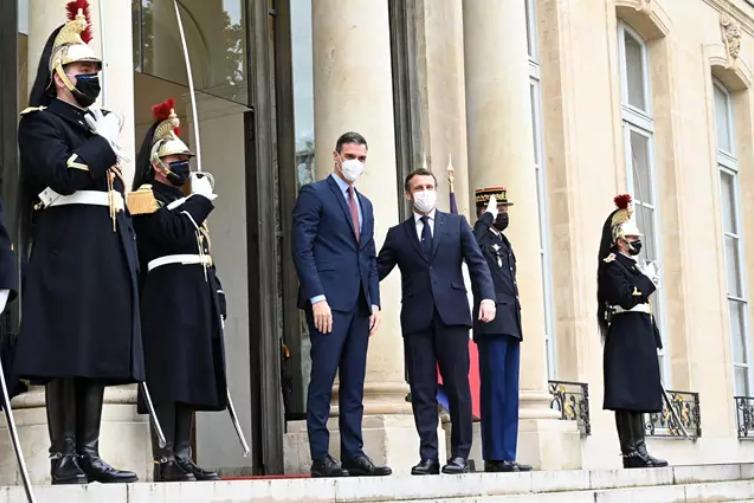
[347,186,360,242]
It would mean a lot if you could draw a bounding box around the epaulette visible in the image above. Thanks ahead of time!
[20,106,46,116]
[127,184,159,215]
[602,253,616,263]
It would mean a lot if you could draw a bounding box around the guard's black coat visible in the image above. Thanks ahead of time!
[14,99,144,383]
[599,252,662,412]
[472,212,522,341]
[134,182,227,411]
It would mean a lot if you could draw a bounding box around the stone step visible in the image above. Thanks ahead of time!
[1,463,752,503]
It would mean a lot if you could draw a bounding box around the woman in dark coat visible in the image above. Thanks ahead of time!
[597,194,668,469]
[130,99,227,482]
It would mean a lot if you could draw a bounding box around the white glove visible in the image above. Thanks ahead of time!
[641,261,661,287]
[85,109,131,164]
[190,173,217,201]
[0,290,9,315]
[486,194,498,219]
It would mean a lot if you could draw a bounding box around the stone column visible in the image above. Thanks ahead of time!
[462,0,580,469]
[1,0,149,485]
[284,0,422,475]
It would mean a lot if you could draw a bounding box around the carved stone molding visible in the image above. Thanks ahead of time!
[721,12,742,61]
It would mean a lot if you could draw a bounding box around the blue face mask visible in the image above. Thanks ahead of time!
[166,160,190,186]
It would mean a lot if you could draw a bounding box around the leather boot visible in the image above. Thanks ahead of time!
[47,378,87,485]
[631,412,668,467]
[153,402,195,482]
[174,403,219,481]
[615,410,642,468]
[76,380,138,483]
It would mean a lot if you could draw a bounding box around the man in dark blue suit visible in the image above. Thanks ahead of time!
[292,132,390,478]
[472,187,532,473]
[377,168,496,475]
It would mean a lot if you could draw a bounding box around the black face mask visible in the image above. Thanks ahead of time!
[628,239,642,256]
[493,213,509,231]
[70,73,101,108]
[166,160,190,187]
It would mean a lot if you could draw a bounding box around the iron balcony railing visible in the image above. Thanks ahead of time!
[645,390,701,439]
[548,380,591,436]
[734,396,754,440]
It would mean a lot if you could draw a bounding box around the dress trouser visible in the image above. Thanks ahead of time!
[477,334,520,462]
[404,312,472,461]
[306,298,370,461]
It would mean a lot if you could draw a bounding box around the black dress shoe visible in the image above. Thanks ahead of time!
[411,459,440,475]
[442,457,471,474]
[79,454,139,483]
[51,453,88,485]
[512,461,532,472]
[176,457,221,481]
[311,455,349,478]
[484,460,515,473]
[342,455,392,476]
[154,460,197,482]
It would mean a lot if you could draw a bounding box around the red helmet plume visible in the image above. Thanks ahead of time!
[66,0,93,43]
[613,194,632,210]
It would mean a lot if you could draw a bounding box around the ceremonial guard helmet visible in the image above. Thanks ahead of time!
[28,0,101,106]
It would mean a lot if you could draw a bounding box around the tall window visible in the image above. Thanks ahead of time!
[526,0,557,378]
[618,21,668,379]
[714,80,751,396]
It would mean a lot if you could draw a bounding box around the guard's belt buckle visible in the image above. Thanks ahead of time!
[37,187,61,209]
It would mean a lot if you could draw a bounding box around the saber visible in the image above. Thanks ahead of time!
[0,358,36,502]
[173,0,203,172]
[96,0,107,106]
[139,382,167,448]
[220,318,249,456]
[226,388,250,457]
[661,385,689,439]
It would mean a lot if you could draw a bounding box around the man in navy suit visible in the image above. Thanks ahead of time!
[292,132,391,478]
[377,168,496,475]
[472,187,532,473]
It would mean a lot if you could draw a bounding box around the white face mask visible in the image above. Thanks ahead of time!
[341,158,365,182]
[412,189,437,214]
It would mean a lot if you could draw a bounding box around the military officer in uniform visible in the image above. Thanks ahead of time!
[597,194,668,468]
[472,187,532,473]
[14,0,142,484]
[130,98,227,482]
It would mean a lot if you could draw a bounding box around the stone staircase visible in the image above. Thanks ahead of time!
[2,463,754,502]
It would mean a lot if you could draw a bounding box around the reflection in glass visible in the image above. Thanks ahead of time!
[136,0,248,105]
[292,0,315,188]
[629,131,652,202]
[624,31,646,111]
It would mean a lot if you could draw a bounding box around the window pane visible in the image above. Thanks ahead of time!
[292,0,315,188]
[725,236,743,297]
[720,171,737,234]
[735,366,750,396]
[730,300,747,363]
[714,84,732,153]
[139,0,249,105]
[634,204,656,260]
[624,31,646,110]
[525,0,535,59]
[629,131,653,203]
[530,82,540,164]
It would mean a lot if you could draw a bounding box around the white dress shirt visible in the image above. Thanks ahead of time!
[413,209,436,239]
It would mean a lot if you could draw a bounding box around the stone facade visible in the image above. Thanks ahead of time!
[5,0,754,483]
